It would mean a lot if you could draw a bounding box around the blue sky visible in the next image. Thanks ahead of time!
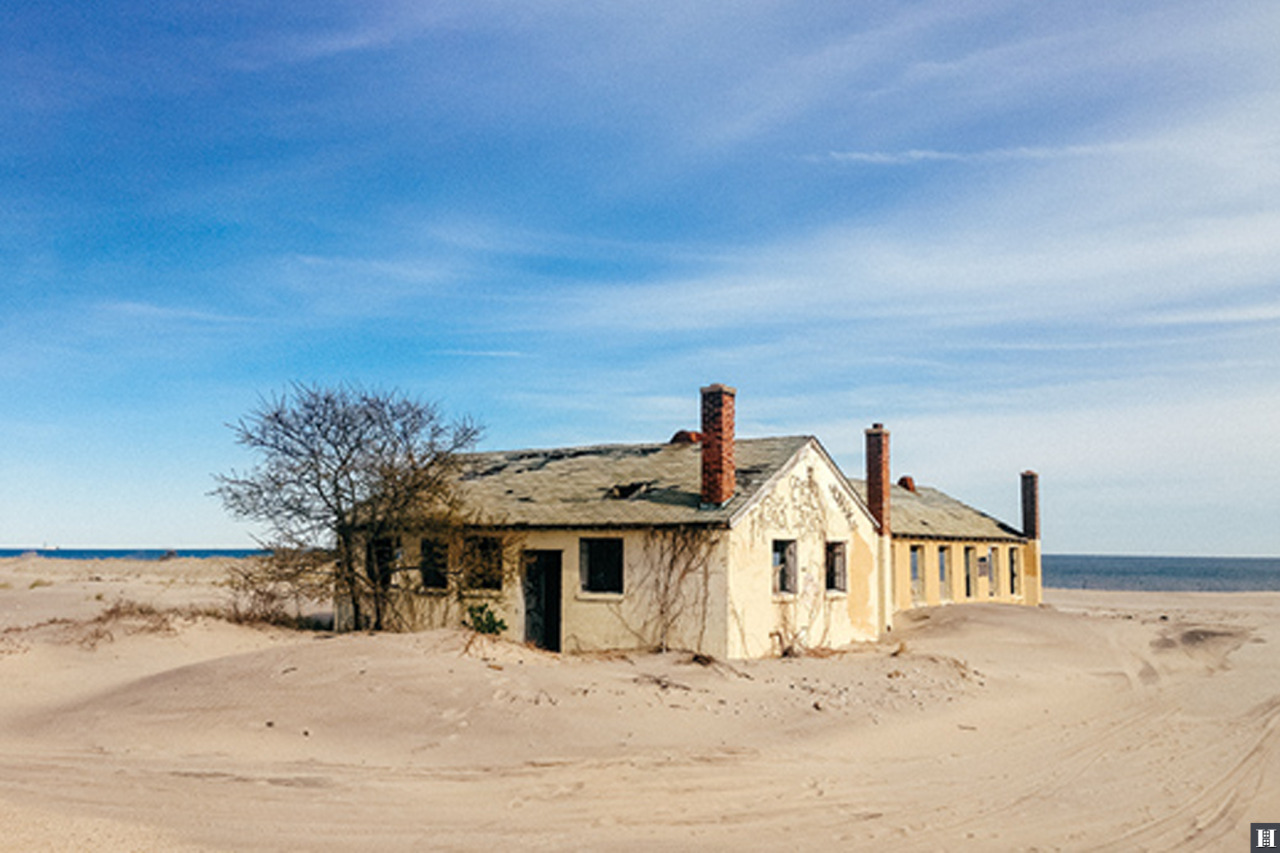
[3,1,1278,555]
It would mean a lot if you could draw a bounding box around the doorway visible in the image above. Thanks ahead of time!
[523,550,562,652]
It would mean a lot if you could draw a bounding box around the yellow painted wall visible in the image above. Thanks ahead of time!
[889,537,1040,611]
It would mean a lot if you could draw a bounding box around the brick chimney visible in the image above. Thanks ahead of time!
[700,384,736,506]
[865,423,890,535]
[1021,470,1040,540]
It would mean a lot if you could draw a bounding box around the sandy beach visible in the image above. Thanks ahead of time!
[1,555,1277,851]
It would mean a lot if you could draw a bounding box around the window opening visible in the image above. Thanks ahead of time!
[419,538,448,590]
[580,538,624,594]
[910,545,924,604]
[773,540,797,594]
[463,536,503,590]
[825,542,847,592]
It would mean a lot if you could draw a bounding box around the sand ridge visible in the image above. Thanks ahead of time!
[1,557,1278,850]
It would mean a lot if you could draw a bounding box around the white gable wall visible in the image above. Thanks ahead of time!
[724,441,881,659]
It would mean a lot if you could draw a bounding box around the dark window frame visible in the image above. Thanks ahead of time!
[825,541,847,593]
[463,535,504,591]
[579,537,624,594]
[910,544,925,603]
[773,539,797,595]
[419,537,448,590]
[368,536,401,590]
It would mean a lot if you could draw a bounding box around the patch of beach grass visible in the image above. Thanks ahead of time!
[28,579,52,590]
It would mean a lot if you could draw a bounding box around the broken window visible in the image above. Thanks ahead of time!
[1009,547,1020,596]
[825,541,847,592]
[419,538,448,590]
[910,545,924,604]
[463,536,503,591]
[938,546,952,602]
[772,539,797,594]
[367,536,400,590]
[580,538,624,593]
[964,546,976,598]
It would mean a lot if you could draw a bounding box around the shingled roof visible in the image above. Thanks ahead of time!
[456,435,810,529]
[849,480,1026,542]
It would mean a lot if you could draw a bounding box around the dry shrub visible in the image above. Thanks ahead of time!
[224,554,330,629]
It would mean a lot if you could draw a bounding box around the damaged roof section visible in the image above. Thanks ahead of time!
[457,436,809,529]
[849,480,1026,542]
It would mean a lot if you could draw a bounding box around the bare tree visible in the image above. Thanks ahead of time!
[213,382,480,630]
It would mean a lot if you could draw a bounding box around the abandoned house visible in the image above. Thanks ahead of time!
[343,384,1042,658]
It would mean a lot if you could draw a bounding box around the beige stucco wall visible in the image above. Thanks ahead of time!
[724,443,881,658]
[514,528,731,657]
[365,527,734,657]
[890,537,1040,612]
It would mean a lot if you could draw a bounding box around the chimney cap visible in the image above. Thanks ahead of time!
[700,383,737,395]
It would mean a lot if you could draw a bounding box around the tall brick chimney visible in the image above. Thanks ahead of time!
[865,423,890,535]
[1021,470,1040,540]
[700,384,736,506]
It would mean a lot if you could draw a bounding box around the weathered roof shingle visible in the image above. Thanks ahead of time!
[849,481,1025,542]
[457,436,809,528]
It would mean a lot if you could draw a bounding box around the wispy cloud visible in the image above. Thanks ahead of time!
[817,143,1141,165]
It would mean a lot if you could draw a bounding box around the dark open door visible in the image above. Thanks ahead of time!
[523,550,562,652]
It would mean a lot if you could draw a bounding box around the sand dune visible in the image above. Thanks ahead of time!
[1,556,1278,850]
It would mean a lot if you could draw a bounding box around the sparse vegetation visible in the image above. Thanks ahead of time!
[213,382,481,631]
[28,579,52,589]
[464,602,507,636]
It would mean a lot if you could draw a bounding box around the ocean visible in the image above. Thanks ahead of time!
[1043,554,1280,592]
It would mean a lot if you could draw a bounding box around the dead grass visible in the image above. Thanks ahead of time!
[27,579,52,590]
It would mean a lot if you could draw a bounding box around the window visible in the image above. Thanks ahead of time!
[580,538,624,594]
[772,540,797,594]
[825,542,847,592]
[368,536,400,589]
[419,538,448,590]
[909,545,924,603]
[1009,548,1020,596]
[964,546,976,598]
[463,536,503,590]
[938,546,951,602]
[987,547,999,597]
